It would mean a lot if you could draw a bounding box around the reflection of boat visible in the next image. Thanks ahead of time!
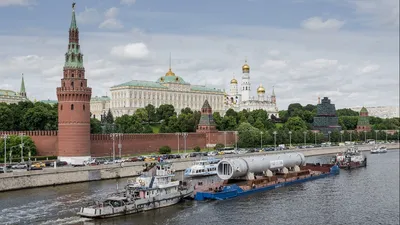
[77,162,193,218]
[371,146,387,154]
[332,146,367,170]
[184,158,220,177]
[194,153,340,201]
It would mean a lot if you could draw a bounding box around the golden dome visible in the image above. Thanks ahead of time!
[257,84,265,94]
[165,68,175,76]
[242,64,250,70]
[230,78,238,84]
[242,59,250,73]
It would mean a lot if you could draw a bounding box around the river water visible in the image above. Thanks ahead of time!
[0,150,399,225]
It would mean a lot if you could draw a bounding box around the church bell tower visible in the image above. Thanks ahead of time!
[56,3,92,162]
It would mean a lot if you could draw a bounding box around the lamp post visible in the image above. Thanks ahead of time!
[303,131,307,146]
[350,132,352,142]
[117,133,123,159]
[2,134,8,171]
[385,131,388,143]
[110,133,116,162]
[314,131,317,145]
[19,133,25,163]
[182,133,188,154]
[288,131,292,147]
[273,131,277,151]
[224,131,227,147]
[260,131,263,149]
[340,130,344,143]
[364,131,367,143]
[175,132,180,154]
[375,130,378,142]
[328,131,331,143]
[235,131,238,150]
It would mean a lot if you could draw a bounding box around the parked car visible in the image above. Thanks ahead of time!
[11,163,27,169]
[0,167,13,173]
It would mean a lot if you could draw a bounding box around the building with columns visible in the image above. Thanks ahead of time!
[225,61,279,118]
[56,3,92,163]
[0,75,28,104]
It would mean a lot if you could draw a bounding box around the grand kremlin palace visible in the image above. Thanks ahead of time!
[91,61,279,119]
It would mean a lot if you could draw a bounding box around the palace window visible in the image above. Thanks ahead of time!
[83,105,85,111]
[81,82,83,87]
[72,73,74,78]
[60,105,63,110]
[71,81,74,88]
[71,104,74,110]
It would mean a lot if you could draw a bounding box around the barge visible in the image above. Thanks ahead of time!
[194,153,339,201]
[332,146,367,170]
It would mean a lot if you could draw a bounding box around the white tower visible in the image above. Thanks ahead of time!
[257,84,265,101]
[229,76,238,96]
[241,60,251,101]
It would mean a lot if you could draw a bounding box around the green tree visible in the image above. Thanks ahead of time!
[237,122,260,148]
[222,116,237,130]
[0,135,37,158]
[0,105,14,131]
[287,103,303,117]
[213,112,223,130]
[144,104,157,124]
[337,108,359,117]
[90,118,102,134]
[193,146,201,152]
[159,146,172,154]
[105,108,114,124]
[22,105,57,130]
[156,104,176,122]
[214,143,225,150]
[135,108,148,123]
[253,118,264,130]
[339,116,359,130]
[284,116,307,131]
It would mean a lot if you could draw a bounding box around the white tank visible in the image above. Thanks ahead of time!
[217,152,306,180]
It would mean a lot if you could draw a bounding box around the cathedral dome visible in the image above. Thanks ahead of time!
[165,68,175,76]
[242,63,250,70]
[230,78,238,84]
[257,84,265,94]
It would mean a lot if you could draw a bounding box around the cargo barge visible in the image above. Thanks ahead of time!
[331,146,367,170]
[194,153,340,201]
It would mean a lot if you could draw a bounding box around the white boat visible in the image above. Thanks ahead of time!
[77,162,193,218]
[371,146,388,154]
[184,158,220,177]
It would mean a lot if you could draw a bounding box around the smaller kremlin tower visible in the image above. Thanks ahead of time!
[20,74,26,98]
[197,100,217,133]
[356,107,371,132]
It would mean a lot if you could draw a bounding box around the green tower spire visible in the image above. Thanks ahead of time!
[64,2,84,69]
[70,2,77,30]
[20,73,26,97]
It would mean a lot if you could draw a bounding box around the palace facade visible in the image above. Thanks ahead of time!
[0,75,28,104]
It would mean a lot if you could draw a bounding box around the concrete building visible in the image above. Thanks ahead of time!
[0,74,28,104]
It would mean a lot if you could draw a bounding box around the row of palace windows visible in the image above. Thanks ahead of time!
[60,104,86,111]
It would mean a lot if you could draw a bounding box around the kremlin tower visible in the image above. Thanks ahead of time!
[56,3,92,162]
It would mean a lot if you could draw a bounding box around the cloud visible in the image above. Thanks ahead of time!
[261,60,288,70]
[358,64,380,74]
[110,42,150,59]
[99,7,123,29]
[349,0,399,28]
[76,7,101,24]
[301,17,345,31]
[0,0,34,7]
[120,0,136,6]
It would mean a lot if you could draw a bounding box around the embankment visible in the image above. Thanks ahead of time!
[0,144,398,192]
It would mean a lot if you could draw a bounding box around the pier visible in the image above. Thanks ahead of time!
[0,144,398,192]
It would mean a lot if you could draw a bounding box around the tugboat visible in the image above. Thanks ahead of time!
[184,157,220,177]
[371,146,388,154]
[194,153,340,201]
[77,162,193,218]
[332,146,367,170]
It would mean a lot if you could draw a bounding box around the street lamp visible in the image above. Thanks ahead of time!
[273,131,277,151]
[224,131,227,147]
[364,131,367,142]
[385,130,388,143]
[19,133,25,162]
[2,134,8,171]
[182,133,188,154]
[288,131,292,147]
[235,131,238,150]
[260,131,263,149]
[175,132,180,154]
[328,131,331,143]
[314,131,317,145]
[340,130,344,143]
[303,131,307,146]
[375,130,379,142]
[110,133,117,162]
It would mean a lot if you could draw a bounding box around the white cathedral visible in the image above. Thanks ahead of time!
[224,61,279,118]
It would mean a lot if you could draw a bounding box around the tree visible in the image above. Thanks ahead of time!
[214,143,225,150]
[144,104,157,124]
[336,108,359,117]
[156,104,176,122]
[90,118,102,134]
[213,112,223,130]
[0,105,14,131]
[287,103,303,117]
[0,135,37,158]
[237,122,260,148]
[22,105,57,130]
[105,108,114,124]
[253,118,264,130]
[193,146,201,152]
[222,116,237,130]
[284,116,307,131]
[339,116,358,130]
[159,146,171,154]
[135,108,148,123]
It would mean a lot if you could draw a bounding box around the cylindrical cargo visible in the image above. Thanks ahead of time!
[217,152,306,180]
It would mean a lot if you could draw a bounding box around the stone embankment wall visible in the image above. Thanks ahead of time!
[0,144,398,192]
[0,131,236,157]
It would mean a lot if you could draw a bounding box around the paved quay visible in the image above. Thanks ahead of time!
[0,144,398,192]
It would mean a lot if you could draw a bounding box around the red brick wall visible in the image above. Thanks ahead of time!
[0,131,58,156]
[0,131,237,157]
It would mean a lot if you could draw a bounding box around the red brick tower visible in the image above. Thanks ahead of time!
[196,100,218,133]
[56,3,92,162]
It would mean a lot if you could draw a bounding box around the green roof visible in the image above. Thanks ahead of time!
[91,96,111,101]
[112,80,168,89]
[70,4,77,30]
[191,85,224,93]
[360,107,368,113]
[20,75,26,93]
[0,89,18,96]
[157,75,189,84]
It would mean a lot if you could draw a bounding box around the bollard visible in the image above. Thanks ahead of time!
[54,161,57,169]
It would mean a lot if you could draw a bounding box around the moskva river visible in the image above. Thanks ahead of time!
[0,150,399,225]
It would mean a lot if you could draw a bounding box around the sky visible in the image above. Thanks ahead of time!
[0,0,398,111]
